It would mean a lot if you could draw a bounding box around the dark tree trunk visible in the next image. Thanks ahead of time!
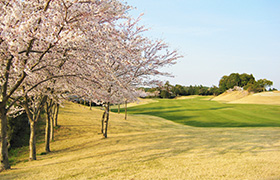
[29,121,37,160]
[45,98,55,152]
[54,104,59,127]
[124,100,127,120]
[118,104,120,114]
[50,116,54,141]
[50,103,54,141]
[45,109,51,153]
[0,107,10,170]
[24,94,47,161]
[103,102,110,138]
[101,110,106,134]
[0,57,13,170]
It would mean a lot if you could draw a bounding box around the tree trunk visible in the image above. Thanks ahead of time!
[0,107,10,170]
[24,95,47,160]
[103,102,110,138]
[45,98,54,152]
[54,104,59,127]
[50,105,54,141]
[29,121,37,160]
[50,117,54,141]
[45,110,51,153]
[101,110,106,134]
[124,100,127,120]
[118,104,120,114]
[90,101,92,110]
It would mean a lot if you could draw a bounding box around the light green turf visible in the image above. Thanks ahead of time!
[113,97,280,127]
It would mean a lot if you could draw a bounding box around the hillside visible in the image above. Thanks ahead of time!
[229,91,280,105]
[1,101,280,179]
[211,89,250,102]
[212,89,280,105]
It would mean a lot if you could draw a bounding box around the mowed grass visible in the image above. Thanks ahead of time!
[113,97,280,127]
[1,101,280,179]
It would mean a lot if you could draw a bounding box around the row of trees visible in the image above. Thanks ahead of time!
[0,0,181,170]
[142,81,220,98]
[219,73,274,93]
[141,73,275,99]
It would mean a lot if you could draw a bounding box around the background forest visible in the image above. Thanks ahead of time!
[141,73,275,98]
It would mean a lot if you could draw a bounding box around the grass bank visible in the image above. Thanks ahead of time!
[1,101,280,179]
[113,97,280,127]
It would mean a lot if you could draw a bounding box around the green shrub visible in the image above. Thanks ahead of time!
[8,113,30,149]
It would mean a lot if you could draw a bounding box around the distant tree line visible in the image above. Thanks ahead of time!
[141,73,276,99]
[141,81,221,99]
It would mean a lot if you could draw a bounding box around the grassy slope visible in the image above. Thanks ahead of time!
[1,101,280,179]
[212,91,280,105]
[115,97,280,127]
[230,91,280,105]
[212,91,250,102]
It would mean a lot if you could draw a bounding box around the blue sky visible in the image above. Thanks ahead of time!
[125,0,280,89]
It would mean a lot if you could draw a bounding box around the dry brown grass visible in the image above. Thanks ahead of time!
[230,91,280,105]
[212,91,280,105]
[1,101,280,179]
[212,91,250,102]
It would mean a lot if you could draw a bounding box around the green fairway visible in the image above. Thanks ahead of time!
[113,97,280,127]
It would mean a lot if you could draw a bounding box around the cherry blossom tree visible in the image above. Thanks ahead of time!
[1,0,182,171]
[72,16,182,138]
[0,0,129,169]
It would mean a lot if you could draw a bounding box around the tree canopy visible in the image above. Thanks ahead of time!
[0,0,182,170]
[218,73,273,93]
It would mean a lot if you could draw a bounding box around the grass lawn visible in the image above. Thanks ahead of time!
[1,100,280,179]
[112,96,280,127]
